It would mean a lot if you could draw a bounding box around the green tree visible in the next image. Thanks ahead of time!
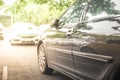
[0,0,4,6]
[5,0,120,26]
[5,0,75,25]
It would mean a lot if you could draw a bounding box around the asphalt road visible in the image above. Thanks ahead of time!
[0,41,72,80]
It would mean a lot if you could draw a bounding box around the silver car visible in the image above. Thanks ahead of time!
[10,22,39,45]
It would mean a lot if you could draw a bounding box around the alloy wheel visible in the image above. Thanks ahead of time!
[38,46,46,72]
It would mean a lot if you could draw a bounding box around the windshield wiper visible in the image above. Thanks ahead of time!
[90,15,120,23]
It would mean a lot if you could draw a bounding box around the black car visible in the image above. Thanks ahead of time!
[37,0,120,80]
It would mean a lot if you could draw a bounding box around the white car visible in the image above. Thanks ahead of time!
[10,22,39,45]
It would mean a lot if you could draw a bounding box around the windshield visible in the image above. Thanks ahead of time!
[11,23,37,34]
[11,23,36,31]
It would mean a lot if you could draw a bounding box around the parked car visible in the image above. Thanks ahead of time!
[10,22,39,45]
[37,0,120,80]
[0,23,4,40]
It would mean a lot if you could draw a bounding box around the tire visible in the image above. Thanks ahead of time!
[37,43,53,74]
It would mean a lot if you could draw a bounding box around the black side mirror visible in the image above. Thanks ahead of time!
[50,19,59,28]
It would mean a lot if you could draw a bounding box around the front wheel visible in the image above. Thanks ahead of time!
[37,43,53,74]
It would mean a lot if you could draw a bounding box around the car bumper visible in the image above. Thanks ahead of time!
[10,38,39,45]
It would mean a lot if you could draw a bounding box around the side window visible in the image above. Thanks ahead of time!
[59,0,87,26]
[74,0,120,41]
[85,0,120,20]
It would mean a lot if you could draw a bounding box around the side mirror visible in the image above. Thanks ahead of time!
[50,19,59,28]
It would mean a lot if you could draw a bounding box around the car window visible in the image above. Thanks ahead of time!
[85,0,120,20]
[73,0,120,42]
[59,0,87,26]
[80,0,120,36]
[79,0,120,35]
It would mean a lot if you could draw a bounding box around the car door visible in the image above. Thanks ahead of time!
[72,23,114,80]
[72,0,119,80]
[44,0,87,75]
[45,26,74,74]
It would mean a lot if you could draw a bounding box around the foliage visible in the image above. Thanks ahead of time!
[5,0,75,26]
[0,0,4,6]
[5,0,119,26]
